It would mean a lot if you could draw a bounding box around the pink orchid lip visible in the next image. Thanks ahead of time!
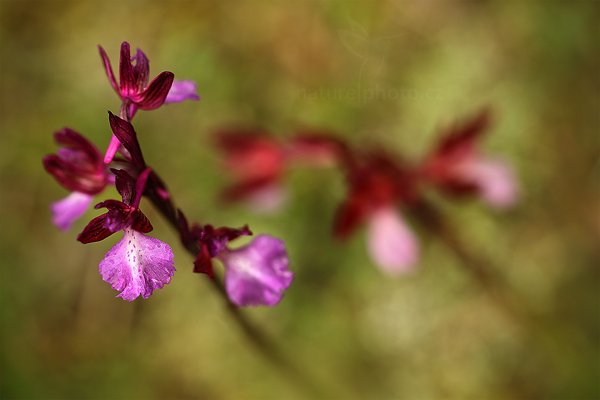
[99,228,175,301]
[51,191,94,231]
[454,157,518,208]
[219,235,293,307]
[366,207,419,275]
[165,80,200,103]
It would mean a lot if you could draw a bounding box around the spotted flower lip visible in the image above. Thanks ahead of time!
[99,227,175,302]
[98,42,174,111]
[78,168,175,301]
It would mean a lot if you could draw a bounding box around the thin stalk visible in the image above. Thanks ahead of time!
[144,181,324,398]
[413,200,537,329]
[117,103,323,397]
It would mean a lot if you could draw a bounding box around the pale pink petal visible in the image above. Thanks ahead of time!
[367,207,419,275]
[457,157,518,208]
[99,228,175,301]
[245,184,287,214]
[51,191,94,231]
[165,80,200,103]
[220,235,293,307]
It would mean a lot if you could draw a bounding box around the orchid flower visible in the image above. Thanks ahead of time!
[334,152,420,275]
[99,41,199,164]
[421,109,518,208]
[178,213,294,307]
[43,128,111,230]
[78,169,175,301]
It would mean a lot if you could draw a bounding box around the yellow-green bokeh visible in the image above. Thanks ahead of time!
[0,1,598,399]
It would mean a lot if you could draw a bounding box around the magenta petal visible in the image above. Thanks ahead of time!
[367,207,419,275]
[99,228,175,301]
[457,157,518,208]
[51,192,94,231]
[165,80,200,103]
[220,235,293,307]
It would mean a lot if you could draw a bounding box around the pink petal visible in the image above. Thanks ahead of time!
[457,157,518,208]
[99,228,175,301]
[165,80,200,103]
[367,207,419,275]
[220,235,293,307]
[51,192,94,231]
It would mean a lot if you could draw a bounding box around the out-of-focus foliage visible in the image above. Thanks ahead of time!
[0,1,597,399]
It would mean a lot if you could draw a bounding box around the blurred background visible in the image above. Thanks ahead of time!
[1,1,598,399]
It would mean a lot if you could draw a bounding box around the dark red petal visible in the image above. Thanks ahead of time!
[108,112,146,167]
[77,214,115,244]
[135,71,174,110]
[98,45,119,94]
[132,48,150,91]
[193,244,215,278]
[94,199,129,211]
[43,155,105,195]
[110,169,136,204]
[333,197,368,240]
[131,209,153,233]
[436,109,491,157]
[119,41,135,94]
[53,128,103,167]
[200,224,252,257]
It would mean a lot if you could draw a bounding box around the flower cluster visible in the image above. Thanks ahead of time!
[43,42,293,306]
[215,109,517,275]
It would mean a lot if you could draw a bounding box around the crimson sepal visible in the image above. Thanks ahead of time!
[289,131,353,166]
[43,128,107,195]
[215,128,286,203]
[136,71,175,110]
[119,42,136,95]
[77,214,114,244]
[132,48,149,92]
[108,112,146,167]
[199,224,252,258]
[433,108,491,160]
[98,45,119,94]
[334,151,416,239]
[111,169,136,204]
[214,129,285,181]
[77,200,152,244]
[333,197,369,240]
[193,243,215,277]
[421,109,492,194]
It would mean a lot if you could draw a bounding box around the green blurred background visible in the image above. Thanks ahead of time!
[1,1,598,399]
